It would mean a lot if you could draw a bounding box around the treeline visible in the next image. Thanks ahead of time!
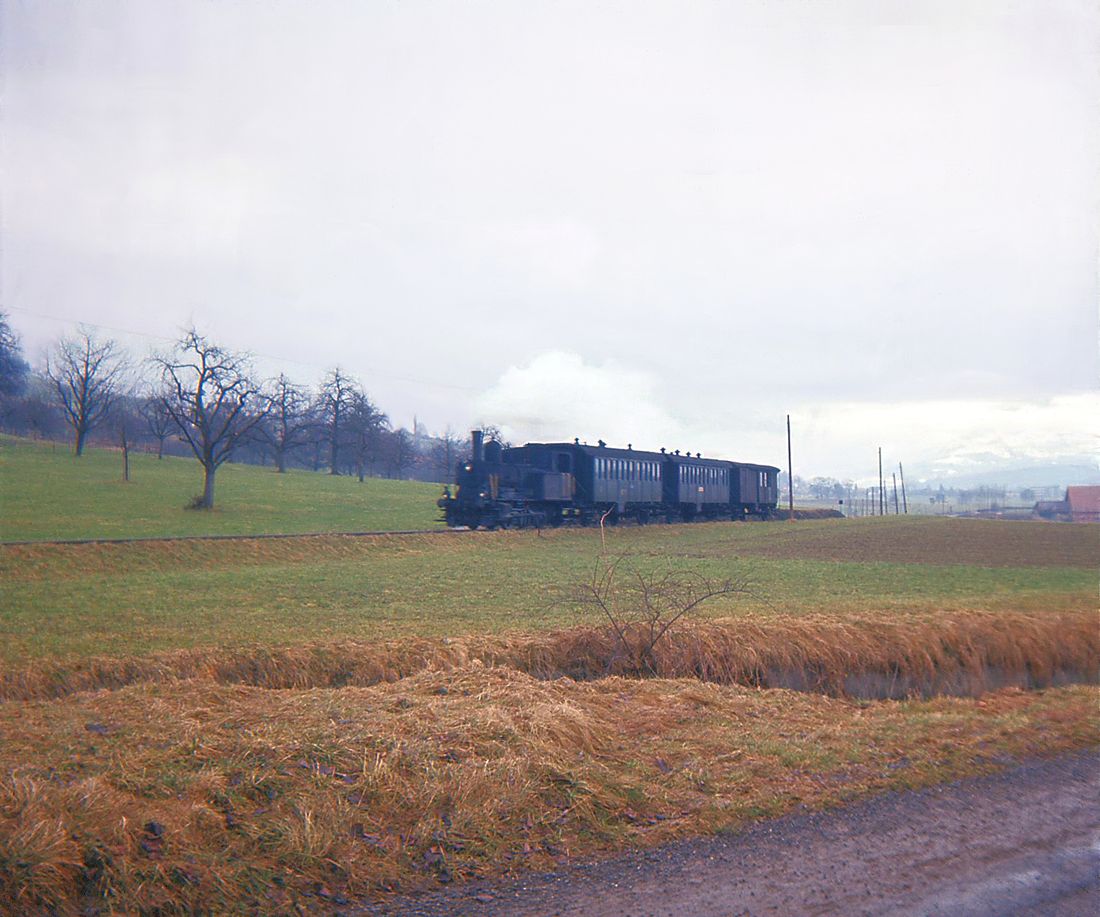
[0,314,471,507]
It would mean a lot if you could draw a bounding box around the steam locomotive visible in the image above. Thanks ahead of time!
[439,430,780,529]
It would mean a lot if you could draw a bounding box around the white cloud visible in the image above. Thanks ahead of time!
[4,1,1097,473]
[477,352,1099,481]
[784,393,1100,483]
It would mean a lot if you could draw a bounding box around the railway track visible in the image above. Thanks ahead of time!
[0,527,464,548]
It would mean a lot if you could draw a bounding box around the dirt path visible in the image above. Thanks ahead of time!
[366,750,1099,916]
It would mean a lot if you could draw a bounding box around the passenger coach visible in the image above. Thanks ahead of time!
[441,432,779,529]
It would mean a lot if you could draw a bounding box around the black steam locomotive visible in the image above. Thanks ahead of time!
[439,430,779,529]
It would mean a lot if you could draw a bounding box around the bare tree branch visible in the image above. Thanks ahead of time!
[151,328,268,509]
[562,555,761,676]
[45,328,128,456]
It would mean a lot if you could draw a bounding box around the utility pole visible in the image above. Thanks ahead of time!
[786,414,794,522]
[878,447,885,516]
[898,462,908,514]
[892,472,900,514]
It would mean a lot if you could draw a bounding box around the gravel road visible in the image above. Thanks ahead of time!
[367,750,1099,917]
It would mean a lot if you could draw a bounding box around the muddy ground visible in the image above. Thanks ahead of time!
[366,749,1099,916]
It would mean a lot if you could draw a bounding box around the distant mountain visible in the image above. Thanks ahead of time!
[916,464,1100,490]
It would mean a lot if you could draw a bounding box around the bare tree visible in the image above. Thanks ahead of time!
[430,426,466,482]
[386,427,416,479]
[153,328,268,509]
[46,328,128,456]
[479,423,511,447]
[140,394,174,459]
[261,373,314,473]
[317,367,359,475]
[346,390,387,481]
[0,312,29,399]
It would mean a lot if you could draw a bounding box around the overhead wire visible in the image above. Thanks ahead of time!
[5,305,481,393]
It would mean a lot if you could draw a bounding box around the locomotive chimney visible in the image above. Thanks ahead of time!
[471,430,485,463]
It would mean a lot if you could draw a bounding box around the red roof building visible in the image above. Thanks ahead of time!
[1065,486,1100,523]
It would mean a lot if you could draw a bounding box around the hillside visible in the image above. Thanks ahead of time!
[0,436,443,541]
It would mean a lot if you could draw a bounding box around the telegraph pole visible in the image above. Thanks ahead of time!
[892,472,900,514]
[898,462,908,514]
[878,447,885,516]
[786,414,794,521]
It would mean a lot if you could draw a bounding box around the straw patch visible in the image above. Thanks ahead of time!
[3,609,1094,702]
[0,672,1095,914]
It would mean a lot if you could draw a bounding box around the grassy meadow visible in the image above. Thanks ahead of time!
[1,518,1095,663]
[0,436,442,541]
[1,435,1097,914]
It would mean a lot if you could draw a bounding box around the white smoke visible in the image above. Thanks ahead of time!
[475,351,686,450]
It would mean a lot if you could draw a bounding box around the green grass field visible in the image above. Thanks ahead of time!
[1,436,1094,663]
[2,514,1094,663]
[2,436,1096,914]
[0,436,442,541]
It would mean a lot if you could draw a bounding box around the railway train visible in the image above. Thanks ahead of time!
[439,430,780,529]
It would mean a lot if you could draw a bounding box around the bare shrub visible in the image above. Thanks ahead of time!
[562,555,761,676]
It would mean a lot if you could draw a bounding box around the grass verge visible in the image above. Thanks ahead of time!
[1,672,1095,915]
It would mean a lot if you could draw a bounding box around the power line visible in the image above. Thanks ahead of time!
[6,305,480,394]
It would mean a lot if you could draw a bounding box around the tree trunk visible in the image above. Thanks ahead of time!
[276,449,286,473]
[74,427,86,457]
[202,464,216,509]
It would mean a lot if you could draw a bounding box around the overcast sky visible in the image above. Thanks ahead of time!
[3,0,1097,482]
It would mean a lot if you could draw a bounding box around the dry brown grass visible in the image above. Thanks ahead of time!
[0,668,1096,915]
[3,608,1095,703]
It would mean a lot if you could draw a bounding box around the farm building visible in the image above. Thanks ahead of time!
[1033,485,1100,523]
